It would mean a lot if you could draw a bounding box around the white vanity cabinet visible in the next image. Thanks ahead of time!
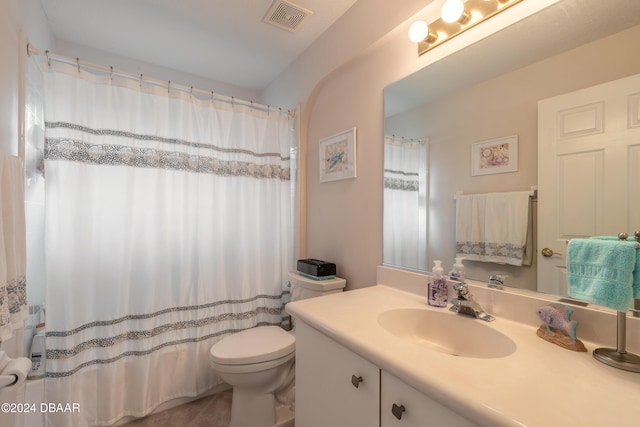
[295,321,380,427]
[381,370,478,427]
[295,320,479,427]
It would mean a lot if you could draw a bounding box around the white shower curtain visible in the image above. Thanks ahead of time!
[42,62,295,426]
[0,151,28,342]
[383,136,428,271]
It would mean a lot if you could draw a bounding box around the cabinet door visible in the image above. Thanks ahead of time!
[295,321,380,427]
[381,371,478,427]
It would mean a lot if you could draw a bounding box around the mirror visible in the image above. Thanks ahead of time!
[383,0,640,294]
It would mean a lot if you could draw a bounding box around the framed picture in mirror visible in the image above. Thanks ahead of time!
[471,135,518,176]
[319,127,357,182]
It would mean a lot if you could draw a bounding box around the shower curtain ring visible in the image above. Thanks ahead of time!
[168,81,171,93]
[76,57,80,73]
[109,66,113,82]
[140,74,143,88]
[45,50,51,67]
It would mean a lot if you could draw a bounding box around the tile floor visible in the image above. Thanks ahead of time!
[122,391,232,427]
[121,391,295,427]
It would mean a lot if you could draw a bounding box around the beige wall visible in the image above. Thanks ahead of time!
[0,0,24,156]
[384,25,640,290]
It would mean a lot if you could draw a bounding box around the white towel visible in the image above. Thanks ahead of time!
[456,190,532,266]
[0,150,28,342]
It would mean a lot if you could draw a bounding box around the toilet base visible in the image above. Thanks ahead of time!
[274,402,295,427]
[229,388,294,427]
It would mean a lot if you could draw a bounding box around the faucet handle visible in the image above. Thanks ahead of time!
[453,282,470,298]
[488,274,507,289]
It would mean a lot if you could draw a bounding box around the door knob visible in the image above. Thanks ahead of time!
[541,247,562,257]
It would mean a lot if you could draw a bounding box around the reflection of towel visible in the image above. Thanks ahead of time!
[591,236,640,298]
[455,191,532,266]
[567,239,637,312]
[0,150,28,341]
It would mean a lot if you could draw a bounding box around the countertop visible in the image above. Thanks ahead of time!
[286,284,640,427]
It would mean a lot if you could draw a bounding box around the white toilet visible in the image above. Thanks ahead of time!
[210,271,346,427]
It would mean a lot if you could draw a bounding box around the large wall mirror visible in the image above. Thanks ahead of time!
[383,0,640,299]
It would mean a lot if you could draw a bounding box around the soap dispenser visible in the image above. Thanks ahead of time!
[428,260,448,307]
[448,257,466,283]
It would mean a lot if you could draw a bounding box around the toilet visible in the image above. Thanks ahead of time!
[210,271,346,427]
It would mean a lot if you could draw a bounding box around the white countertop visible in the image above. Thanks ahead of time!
[286,284,640,427]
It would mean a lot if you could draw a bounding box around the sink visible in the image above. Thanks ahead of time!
[377,308,516,358]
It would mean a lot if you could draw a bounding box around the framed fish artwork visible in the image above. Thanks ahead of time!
[319,127,357,183]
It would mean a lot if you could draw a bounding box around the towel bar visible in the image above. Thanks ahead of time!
[592,231,640,373]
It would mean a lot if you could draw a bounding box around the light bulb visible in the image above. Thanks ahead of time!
[408,20,429,43]
[441,0,465,23]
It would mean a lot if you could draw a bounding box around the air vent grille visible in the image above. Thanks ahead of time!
[263,0,313,32]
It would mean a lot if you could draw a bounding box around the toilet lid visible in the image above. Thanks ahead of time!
[210,325,295,365]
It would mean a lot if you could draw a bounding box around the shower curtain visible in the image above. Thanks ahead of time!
[383,136,428,271]
[42,62,295,426]
[0,151,28,343]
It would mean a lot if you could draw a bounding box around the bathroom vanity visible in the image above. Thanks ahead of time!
[286,266,640,427]
[296,320,476,427]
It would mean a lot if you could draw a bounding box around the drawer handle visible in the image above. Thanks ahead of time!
[392,403,406,420]
[351,375,363,388]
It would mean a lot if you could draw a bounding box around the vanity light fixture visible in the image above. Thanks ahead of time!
[410,0,524,56]
[441,0,470,24]
[408,20,438,43]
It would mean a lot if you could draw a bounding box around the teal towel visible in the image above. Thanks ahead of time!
[591,236,640,298]
[567,239,637,312]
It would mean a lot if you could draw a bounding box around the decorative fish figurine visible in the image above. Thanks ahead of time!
[536,303,578,341]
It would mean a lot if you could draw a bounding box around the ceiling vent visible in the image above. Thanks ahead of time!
[263,0,313,33]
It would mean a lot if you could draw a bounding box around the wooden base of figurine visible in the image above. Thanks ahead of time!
[536,325,587,352]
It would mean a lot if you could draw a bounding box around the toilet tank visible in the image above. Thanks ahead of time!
[288,271,346,302]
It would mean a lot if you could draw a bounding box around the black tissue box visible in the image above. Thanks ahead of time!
[297,259,336,277]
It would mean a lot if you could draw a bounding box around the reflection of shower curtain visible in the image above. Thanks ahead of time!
[383,136,428,271]
[42,62,295,426]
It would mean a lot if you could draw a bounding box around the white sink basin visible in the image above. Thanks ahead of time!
[377,308,516,358]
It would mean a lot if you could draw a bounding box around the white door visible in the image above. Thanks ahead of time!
[537,73,640,296]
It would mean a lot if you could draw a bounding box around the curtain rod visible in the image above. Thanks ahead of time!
[385,135,429,145]
[26,44,295,118]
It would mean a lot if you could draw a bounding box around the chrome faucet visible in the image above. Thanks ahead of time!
[449,282,495,322]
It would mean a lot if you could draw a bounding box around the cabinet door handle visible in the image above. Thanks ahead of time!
[351,375,363,388]
[392,403,406,420]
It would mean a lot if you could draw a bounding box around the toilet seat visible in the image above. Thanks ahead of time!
[210,325,295,366]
